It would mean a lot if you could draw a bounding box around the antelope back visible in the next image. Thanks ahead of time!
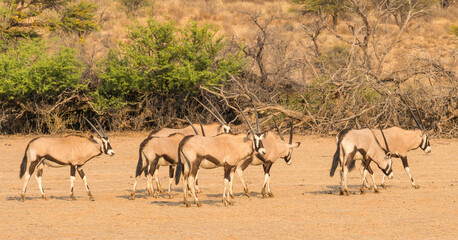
[28,136,104,165]
[143,133,186,162]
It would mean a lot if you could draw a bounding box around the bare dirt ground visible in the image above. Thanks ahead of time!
[0,132,457,239]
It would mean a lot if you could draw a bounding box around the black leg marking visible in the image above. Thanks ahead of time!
[169,165,175,179]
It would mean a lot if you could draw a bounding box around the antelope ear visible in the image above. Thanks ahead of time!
[290,142,301,148]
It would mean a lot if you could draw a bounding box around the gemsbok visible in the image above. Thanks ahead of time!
[330,128,394,195]
[143,109,231,195]
[233,120,300,198]
[19,118,114,201]
[360,126,431,189]
[130,133,188,200]
[175,103,266,207]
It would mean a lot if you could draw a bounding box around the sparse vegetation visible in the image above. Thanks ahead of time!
[0,0,456,136]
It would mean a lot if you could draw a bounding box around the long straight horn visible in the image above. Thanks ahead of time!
[289,120,293,144]
[398,95,424,131]
[380,129,390,153]
[84,117,103,138]
[235,102,256,135]
[93,118,108,138]
[253,104,261,134]
[273,118,284,141]
[204,96,228,125]
[185,116,199,135]
[200,123,206,137]
[194,98,226,126]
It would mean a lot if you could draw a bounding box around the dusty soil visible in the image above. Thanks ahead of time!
[0,133,457,239]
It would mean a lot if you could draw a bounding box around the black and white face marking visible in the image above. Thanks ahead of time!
[382,159,394,179]
[102,138,115,156]
[420,134,431,153]
[283,149,292,165]
[223,125,231,134]
[253,133,266,156]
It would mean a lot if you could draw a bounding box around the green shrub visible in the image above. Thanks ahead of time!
[120,0,154,16]
[0,39,84,101]
[452,25,458,37]
[95,19,244,111]
[55,1,99,37]
[318,44,350,74]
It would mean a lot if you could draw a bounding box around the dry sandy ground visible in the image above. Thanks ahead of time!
[0,133,457,239]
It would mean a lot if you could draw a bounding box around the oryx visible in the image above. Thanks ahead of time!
[330,128,394,195]
[359,126,430,189]
[19,118,114,201]
[234,120,300,198]
[359,98,431,189]
[130,133,188,200]
[175,104,266,207]
[144,110,230,194]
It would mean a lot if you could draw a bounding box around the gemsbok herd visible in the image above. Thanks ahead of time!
[18,100,431,206]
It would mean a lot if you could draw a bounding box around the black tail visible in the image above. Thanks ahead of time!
[330,145,340,177]
[330,129,350,177]
[175,150,182,185]
[136,138,150,178]
[135,150,145,178]
[19,148,28,179]
[175,135,193,185]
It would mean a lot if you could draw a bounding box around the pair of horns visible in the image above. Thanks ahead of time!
[185,116,199,135]
[194,97,228,126]
[84,117,107,138]
[235,102,261,135]
[273,118,294,144]
[398,94,425,131]
[184,116,206,137]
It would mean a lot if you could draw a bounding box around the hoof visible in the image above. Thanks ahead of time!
[183,197,190,207]
[157,188,164,194]
[244,189,250,198]
[70,194,77,201]
[222,199,230,206]
[340,190,350,196]
[196,202,202,207]
[359,188,365,194]
[167,193,173,199]
[268,193,274,198]
[21,194,26,202]
[129,192,135,200]
[374,189,380,194]
[88,192,95,201]
[230,193,235,199]
[413,185,420,189]
[42,194,48,200]
[381,184,387,189]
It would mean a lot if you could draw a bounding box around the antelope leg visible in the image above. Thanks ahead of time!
[70,166,77,200]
